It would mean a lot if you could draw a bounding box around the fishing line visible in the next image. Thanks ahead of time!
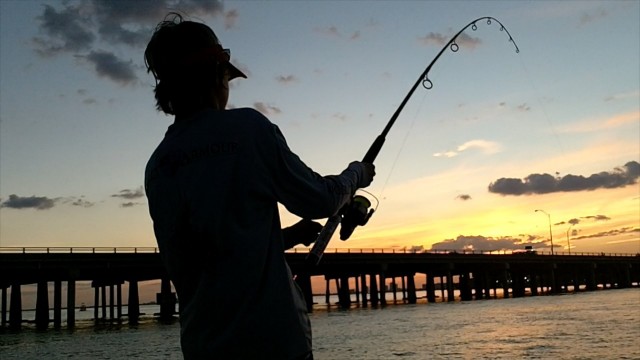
[516,56,566,156]
[378,89,429,198]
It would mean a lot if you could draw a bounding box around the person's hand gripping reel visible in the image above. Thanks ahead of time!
[339,191,378,240]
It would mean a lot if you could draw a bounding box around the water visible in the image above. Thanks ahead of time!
[1,289,639,359]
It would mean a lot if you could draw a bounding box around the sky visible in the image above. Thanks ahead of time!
[1,0,638,255]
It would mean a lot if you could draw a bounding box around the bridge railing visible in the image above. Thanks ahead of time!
[286,247,638,257]
[0,247,636,257]
[0,247,159,254]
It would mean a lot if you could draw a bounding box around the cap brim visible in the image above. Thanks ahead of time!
[228,62,247,80]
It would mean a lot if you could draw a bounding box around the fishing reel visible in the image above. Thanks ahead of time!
[339,191,378,240]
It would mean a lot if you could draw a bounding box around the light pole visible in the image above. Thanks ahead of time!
[566,224,574,254]
[535,209,554,255]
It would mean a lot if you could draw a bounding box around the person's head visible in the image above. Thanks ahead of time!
[144,13,246,116]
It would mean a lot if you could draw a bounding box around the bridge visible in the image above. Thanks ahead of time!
[1,247,638,330]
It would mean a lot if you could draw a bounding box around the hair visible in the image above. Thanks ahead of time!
[144,13,227,115]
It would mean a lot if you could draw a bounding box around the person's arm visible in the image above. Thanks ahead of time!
[267,124,374,220]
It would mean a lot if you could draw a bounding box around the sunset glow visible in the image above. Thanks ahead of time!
[1,1,638,255]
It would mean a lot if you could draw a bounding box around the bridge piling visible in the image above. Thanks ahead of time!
[67,279,75,328]
[446,271,454,302]
[426,274,436,303]
[128,279,140,324]
[35,281,49,330]
[1,287,6,327]
[337,276,351,309]
[369,273,379,306]
[117,283,123,320]
[93,286,99,321]
[354,275,361,304]
[459,273,472,301]
[157,277,177,320]
[360,274,368,307]
[9,284,21,329]
[390,279,398,303]
[101,285,107,320]
[406,273,417,304]
[54,280,62,329]
[379,272,387,306]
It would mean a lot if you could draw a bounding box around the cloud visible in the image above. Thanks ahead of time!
[488,161,640,195]
[455,194,472,201]
[254,102,282,116]
[434,139,502,158]
[224,9,239,29]
[111,187,145,200]
[120,202,144,208]
[32,1,225,83]
[82,50,138,85]
[314,26,341,38]
[275,75,297,84]
[70,198,95,208]
[582,215,611,221]
[430,234,545,252]
[33,4,96,56]
[332,113,348,122]
[418,31,481,50]
[313,25,361,41]
[1,194,57,210]
[555,215,609,226]
[579,7,608,26]
[573,227,639,241]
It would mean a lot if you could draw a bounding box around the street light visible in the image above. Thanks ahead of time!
[566,224,574,254]
[535,209,554,255]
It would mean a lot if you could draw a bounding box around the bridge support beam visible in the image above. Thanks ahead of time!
[512,272,525,298]
[9,284,22,329]
[459,273,472,301]
[128,280,140,324]
[502,266,510,299]
[529,273,539,296]
[337,276,351,309]
[1,287,6,327]
[572,271,581,292]
[390,278,398,303]
[157,278,177,320]
[93,286,99,321]
[101,285,107,320]
[117,283,123,320]
[35,281,49,330]
[324,279,330,305]
[53,280,62,329]
[406,273,417,304]
[369,273,379,306]
[426,274,436,303]
[67,279,75,328]
[360,274,368,307]
[549,265,558,294]
[446,271,454,302]
[379,272,387,306]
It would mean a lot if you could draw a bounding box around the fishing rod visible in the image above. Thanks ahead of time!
[306,17,520,265]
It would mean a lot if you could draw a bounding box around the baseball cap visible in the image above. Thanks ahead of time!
[145,17,247,83]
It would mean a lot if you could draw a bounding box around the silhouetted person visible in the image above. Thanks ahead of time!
[144,13,375,360]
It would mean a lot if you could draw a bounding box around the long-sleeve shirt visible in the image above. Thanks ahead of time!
[145,108,364,359]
